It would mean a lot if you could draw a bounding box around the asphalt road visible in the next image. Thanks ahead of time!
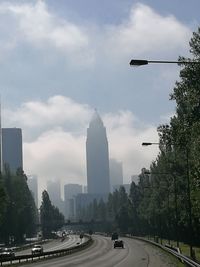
[16,235,85,256]
[19,235,178,267]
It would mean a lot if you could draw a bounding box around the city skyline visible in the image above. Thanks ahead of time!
[0,1,199,195]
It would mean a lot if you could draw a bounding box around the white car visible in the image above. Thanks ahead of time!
[31,245,43,255]
[0,248,15,258]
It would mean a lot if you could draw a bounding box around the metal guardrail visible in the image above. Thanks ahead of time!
[128,236,200,267]
[163,245,200,267]
[0,235,93,266]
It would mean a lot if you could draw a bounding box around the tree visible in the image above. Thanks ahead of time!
[150,27,200,244]
[115,205,130,233]
[0,173,7,228]
[98,199,107,221]
[40,190,64,238]
[128,181,141,235]
[0,168,37,244]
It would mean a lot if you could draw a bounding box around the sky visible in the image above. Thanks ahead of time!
[0,0,199,199]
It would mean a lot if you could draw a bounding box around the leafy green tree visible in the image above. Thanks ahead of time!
[128,181,141,235]
[146,27,200,244]
[115,205,129,233]
[40,190,53,238]
[40,190,64,238]
[0,173,7,228]
[92,199,98,220]
[98,199,107,221]
[0,167,37,244]
[107,193,114,220]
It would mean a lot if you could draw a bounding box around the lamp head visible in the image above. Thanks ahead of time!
[130,59,148,66]
[142,142,152,146]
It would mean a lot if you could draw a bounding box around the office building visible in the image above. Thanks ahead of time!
[47,180,64,214]
[64,184,82,219]
[86,111,110,195]
[83,185,87,193]
[2,128,23,173]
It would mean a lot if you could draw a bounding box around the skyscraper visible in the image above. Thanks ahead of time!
[2,128,23,173]
[86,111,110,194]
[64,184,82,219]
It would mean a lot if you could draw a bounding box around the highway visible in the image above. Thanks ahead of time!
[18,235,179,267]
[15,235,84,256]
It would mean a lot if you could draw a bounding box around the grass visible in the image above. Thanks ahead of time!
[145,236,200,262]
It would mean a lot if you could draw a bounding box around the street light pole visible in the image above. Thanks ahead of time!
[130,59,200,66]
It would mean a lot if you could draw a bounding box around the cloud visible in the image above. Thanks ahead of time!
[104,111,159,179]
[5,95,91,131]
[0,1,192,66]
[4,96,159,196]
[0,1,94,66]
[1,1,88,49]
[24,128,86,182]
[104,3,191,61]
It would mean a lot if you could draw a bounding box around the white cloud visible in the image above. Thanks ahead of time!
[104,3,191,60]
[0,1,94,66]
[104,111,159,181]
[4,96,159,195]
[5,95,92,133]
[0,2,192,66]
[24,127,87,201]
[2,1,88,50]
[24,128,86,185]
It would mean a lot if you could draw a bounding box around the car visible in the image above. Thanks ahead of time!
[111,232,119,240]
[31,244,43,255]
[114,240,124,249]
[0,248,15,259]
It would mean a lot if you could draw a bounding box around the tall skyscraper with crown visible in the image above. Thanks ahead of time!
[86,111,110,195]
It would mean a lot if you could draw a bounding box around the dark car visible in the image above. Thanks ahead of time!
[111,232,119,240]
[0,248,15,259]
[114,240,124,249]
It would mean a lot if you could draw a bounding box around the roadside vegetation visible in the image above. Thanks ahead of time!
[0,168,64,244]
[0,167,38,245]
[79,27,200,261]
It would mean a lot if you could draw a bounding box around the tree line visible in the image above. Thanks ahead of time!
[0,167,65,244]
[40,190,65,238]
[0,167,38,244]
[78,27,200,246]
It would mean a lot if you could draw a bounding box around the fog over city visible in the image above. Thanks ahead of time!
[3,95,158,195]
[0,0,199,197]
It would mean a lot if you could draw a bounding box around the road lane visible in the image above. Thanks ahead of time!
[19,235,179,267]
[16,235,83,256]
